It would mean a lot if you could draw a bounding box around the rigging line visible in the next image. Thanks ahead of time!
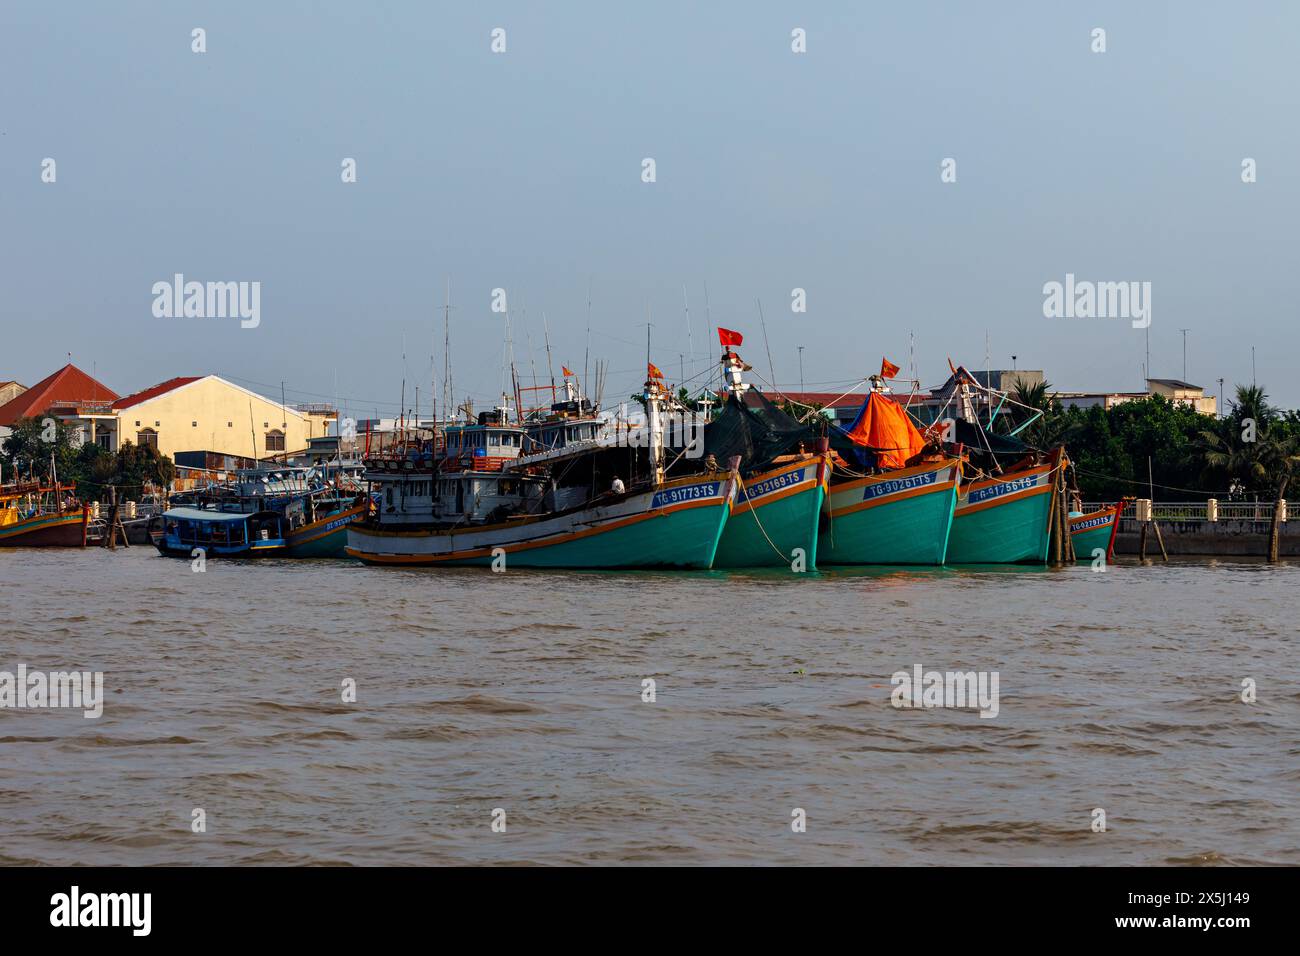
[1070,466,1235,497]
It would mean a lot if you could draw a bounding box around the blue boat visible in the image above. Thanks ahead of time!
[150,466,369,558]
[153,507,289,557]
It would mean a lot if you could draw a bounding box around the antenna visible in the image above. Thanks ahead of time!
[703,281,716,389]
[756,298,776,391]
[542,311,556,398]
[443,279,453,426]
[683,284,693,374]
[583,276,592,401]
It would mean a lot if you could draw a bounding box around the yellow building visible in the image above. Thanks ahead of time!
[1144,379,1218,414]
[110,375,325,460]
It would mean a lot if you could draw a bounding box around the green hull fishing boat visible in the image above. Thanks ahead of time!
[713,452,830,569]
[947,453,1061,564]
[1069,502,1123,563]
[818,457,960,565]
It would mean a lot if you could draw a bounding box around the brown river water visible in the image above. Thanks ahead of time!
[1,547,1296,866]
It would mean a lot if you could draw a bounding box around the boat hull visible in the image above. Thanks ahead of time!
[0,509,88,547]
[1070,504,1122,562]
[818,459,960,565]
[713,454,829,569]
[286,501,368,557]
[947,460,1058,564]
[153,537,288,558]
[346,473,737,569]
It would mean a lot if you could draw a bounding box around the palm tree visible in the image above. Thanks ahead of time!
[1008,380,1070,448]
[1261,433,1300,561]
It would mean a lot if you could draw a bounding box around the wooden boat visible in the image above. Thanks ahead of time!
[1069,501,1123,562]
[712,451,830,569]
[347,469,736,568]
[819,457,961,565]
[347,374,738,569]
[284,496,369,557]
[708,351,831,570]
[946,449,1063,564]
[811,381,958,566]
[151,467,368,558]
[0,480,90,547]
[153,507,289,557]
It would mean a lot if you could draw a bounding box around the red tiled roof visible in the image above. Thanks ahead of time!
[112,376,203,410]
[0,364,120,426]
[778,390,868,408]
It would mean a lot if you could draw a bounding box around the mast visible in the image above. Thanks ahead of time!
[644,371,666,486]
[542,311,556,400]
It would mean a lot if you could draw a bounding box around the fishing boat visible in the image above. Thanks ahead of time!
[913,362,1065,565]
[947,450,1063,564]
[0,479,90,547]
[152,466,367,558]
[1069,501,1124,563]
[153,507,289,557]
[809,367,959,565]
[347,372,737,569]
[708,346,831,570]
[819,457,961,565]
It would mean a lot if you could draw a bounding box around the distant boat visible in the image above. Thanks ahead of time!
[151,466,368,558]
[1069,501,1123,563]
[0,479,89,548]
[153,507,289,557]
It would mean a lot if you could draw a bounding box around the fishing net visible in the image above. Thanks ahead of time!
[703,390,815,474]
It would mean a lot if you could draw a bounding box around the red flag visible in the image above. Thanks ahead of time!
[647,362,664,379]
[562,366,574,377]
[880,357,900,379]
[717,327,744,347]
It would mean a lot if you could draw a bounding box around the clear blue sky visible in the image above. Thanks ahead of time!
[3,1,1297,415]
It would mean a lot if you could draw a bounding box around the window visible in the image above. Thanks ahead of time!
[192,421,198,427]
[137,428,158,449]
[227,421,233,427]
[135,420,140,427]
[265,430,285,452]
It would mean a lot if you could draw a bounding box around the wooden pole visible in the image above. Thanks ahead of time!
[1051,470,1063,565]
[107,486,118,551]
[1266,476,1288,562]
[1152,517,1168,561]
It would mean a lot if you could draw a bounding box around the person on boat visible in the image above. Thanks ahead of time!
[611,476,625,495]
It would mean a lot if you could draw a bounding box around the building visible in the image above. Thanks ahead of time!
[0,364,120,446]
[1056,379,1216,415]
[767,390,870,427]
[0,380,27,407]
[110,375,328,460]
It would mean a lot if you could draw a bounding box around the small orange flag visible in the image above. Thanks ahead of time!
[648,362,664,380]
[562,366,574,377]
[880,357,901,379]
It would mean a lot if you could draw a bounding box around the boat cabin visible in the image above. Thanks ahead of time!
[158,507,287,555]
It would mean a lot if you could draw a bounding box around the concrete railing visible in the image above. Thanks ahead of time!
[1086,499,1289,522]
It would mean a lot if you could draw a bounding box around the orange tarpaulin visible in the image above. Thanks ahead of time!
[844,392,927,469]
